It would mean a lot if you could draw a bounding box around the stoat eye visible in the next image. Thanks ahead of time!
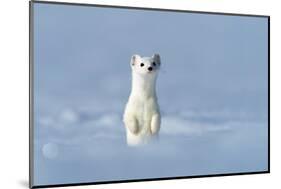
[152,62,156,66]
[140,63,144,67]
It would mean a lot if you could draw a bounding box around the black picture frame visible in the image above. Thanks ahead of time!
[29,1,270,188]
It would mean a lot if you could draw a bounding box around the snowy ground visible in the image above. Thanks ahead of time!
[33,105,268,185]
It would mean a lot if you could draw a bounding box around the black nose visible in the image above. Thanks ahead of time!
[148,67,153,71]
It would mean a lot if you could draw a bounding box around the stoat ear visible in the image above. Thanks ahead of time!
[131,54,141,66]
[152,54,161,66]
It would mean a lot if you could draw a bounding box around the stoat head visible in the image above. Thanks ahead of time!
[130,54,161,76]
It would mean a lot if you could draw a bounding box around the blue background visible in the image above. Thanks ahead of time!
[33,2,268,185]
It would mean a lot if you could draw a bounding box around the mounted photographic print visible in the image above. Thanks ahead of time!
[29,1,270,188]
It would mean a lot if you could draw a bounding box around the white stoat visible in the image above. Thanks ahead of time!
[123,54,161,146]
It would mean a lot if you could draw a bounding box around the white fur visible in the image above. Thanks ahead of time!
[123,54,161,146]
